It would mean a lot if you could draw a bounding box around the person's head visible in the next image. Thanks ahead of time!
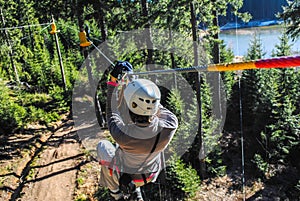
[124,79,161,124]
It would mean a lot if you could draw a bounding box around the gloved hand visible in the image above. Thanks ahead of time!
[110,61,133,80]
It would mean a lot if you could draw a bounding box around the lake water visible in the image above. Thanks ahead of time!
[219,26,300,57]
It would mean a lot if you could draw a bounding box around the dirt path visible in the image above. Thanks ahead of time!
[21,120,83,201]
[0,116,100,201]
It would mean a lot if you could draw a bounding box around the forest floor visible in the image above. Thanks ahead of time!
[0,114,298,201]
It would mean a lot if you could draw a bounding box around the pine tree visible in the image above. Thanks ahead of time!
[271,31,292,57]
[251,31,300,188]
[261,31,300,168]
[280,0,300,40]
[0,1,23,82]
[242,33,267,129]
[233,33,270,166]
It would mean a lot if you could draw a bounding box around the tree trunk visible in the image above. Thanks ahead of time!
[76,0,84,29]
[95,1,107,128]
[169,27,177,89]
[98,9,107,42]
[190,2,206,178]
[212,9,223,121]
[141,0,154,67]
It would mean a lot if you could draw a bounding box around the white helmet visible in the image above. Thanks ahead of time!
[124,79,161,116]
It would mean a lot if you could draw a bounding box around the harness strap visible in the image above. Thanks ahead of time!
[142,174,147,184]
[139,132,161,185]
[104,132,162,188]
[150,132,161,153]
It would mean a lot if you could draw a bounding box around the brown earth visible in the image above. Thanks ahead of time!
[0,115,100,201]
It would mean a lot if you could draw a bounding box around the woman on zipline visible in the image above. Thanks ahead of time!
[96,61,178,201]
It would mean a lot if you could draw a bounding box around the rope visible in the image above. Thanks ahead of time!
[255,56,300,68]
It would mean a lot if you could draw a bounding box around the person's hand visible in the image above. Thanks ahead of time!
[110,61,133,81]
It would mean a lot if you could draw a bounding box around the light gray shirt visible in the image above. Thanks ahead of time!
[106,84,178,174]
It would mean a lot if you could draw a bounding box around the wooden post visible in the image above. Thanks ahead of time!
[52,16,67,92]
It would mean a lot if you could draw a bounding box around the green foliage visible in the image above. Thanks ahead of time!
[280,0,300,40]
[201,74,226,176]
[240,34,269,137]
[0,81,61,133]
[260,73,300,164]
[167,156,201,198]
[219,41,235,63]
[166,89,184,122]
[205,153,227,177]
[295,180,300,192]
[74,194,89,201]
[48,85,70,113]
[93,187,110,201]
[27,106,60,124]
[168,90,198,155]
[0,87,27,132]
[271,30,293,57]
[252,154,272,177]
[219,41,236,101]
[221,71,237,102]
[245,33,266,60]
[243,31,300,179]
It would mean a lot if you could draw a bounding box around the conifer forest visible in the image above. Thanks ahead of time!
[0,0,299,201]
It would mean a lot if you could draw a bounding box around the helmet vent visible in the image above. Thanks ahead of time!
[139,98,152,104]
[132,102,137,108]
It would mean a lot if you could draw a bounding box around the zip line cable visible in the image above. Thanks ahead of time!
[1,22,50,46]
[59,23,78,32]
[90,42,115,66]
[235,14,245,201]
[0,23,51,47]
[128,55,300,76]
[0,22,51,31]
[238,74,246,201]
[59,24,113,65]
[17,24,51,43]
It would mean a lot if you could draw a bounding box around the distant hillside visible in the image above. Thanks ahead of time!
[219,0,288,25]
